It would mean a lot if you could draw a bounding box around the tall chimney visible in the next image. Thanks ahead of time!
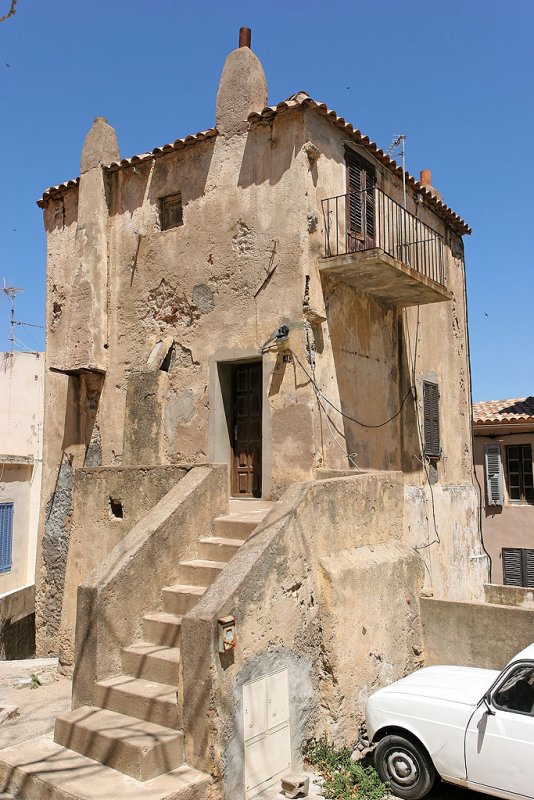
[420,169,432,187]
[239,27,251,48]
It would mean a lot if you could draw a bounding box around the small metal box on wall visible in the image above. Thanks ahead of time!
[217,615,236,652]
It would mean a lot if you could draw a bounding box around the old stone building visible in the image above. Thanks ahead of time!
[1,29,486,800]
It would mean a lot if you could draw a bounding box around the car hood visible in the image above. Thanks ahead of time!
[375,665,500,706]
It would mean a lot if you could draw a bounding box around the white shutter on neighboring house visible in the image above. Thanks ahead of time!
[485,443,503,506]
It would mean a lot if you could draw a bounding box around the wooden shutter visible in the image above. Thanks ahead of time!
[423,382,440,457]
[524,549,534,588]
[502,548,523,586]
[0,503,13,574]
[345,148,375,248]
[485,443,503,506]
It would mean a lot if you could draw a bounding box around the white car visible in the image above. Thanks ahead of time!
[366,643,534,800]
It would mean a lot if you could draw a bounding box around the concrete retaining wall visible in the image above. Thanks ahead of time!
[0,585,35,660]
[484,583,534,608]
[421,596,534,670]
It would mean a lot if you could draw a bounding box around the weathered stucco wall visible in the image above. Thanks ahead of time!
[421,596,534,670]
[36,43,481,658]
[72,464,227,708]
[181,474,425,798]
[58,464,189,667]
[474,429,534,584]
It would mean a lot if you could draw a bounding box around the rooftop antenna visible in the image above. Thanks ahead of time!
[387,134,407,209]
[2,278,24,354]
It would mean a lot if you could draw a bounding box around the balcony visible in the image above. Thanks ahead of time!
[320,188,452,307]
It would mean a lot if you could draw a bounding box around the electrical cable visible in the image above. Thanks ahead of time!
[291,348,414,429]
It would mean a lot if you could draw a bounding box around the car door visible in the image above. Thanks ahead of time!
[465,661,534,799]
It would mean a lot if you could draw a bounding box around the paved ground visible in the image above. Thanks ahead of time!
[0,657,71,750]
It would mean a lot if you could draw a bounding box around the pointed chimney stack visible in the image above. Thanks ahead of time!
[216,28,268,137]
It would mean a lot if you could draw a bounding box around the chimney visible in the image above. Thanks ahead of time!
[419,168,443,202]
[420,169,432,188]
[216,28,268,137]
[239,27,251,48]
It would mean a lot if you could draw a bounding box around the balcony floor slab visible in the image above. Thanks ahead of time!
[319,247,452,307]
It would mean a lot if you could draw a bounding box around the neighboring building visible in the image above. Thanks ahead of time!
[0,351,44,658]
[474,396,534,586]
[2,29,486,800]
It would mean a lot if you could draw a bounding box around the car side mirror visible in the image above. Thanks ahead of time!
[483,693,495,716]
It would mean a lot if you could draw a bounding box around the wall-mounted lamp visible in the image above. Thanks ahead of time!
[275,325,290,344]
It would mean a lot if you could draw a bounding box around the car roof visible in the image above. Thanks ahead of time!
[508,643,534,664]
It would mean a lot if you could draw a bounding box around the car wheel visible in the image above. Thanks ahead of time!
[374,734,435,800]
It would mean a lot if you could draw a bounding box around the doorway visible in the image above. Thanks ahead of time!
[231,361,262,498]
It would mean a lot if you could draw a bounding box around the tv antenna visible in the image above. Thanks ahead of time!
[2,278,24,354]
[387,134,407,209]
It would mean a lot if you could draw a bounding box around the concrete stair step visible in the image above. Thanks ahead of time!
[95,675,180,728]
[212,516,257,540]
[178,560,225,587]
[143,613,182,647]
[54,705,184,782]
[0,733,211,800]
[122,642,181,685]
[162,584,205,615]
[197,536,243,562]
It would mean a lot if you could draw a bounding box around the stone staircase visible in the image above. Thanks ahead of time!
[0,499,274,800]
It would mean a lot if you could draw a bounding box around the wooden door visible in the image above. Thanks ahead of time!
[232,362,262,498]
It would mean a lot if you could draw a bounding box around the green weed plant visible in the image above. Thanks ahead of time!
[307,735,388,800]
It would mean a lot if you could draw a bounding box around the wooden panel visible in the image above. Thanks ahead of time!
[232,362,262,498]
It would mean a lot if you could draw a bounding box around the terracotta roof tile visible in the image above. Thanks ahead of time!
[473,397,534,425]
[247,92,471,235]
[36,93,471,235]
[36,128,218,207]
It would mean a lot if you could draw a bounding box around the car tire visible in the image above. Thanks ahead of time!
[374,734,436,800]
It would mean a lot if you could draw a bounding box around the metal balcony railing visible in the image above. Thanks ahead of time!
[321,188,445,286]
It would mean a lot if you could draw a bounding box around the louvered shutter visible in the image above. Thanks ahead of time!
[423,382,440,457]
[0,503,13,574]
[524,550,534,588]
[345,148,363,237]
[363,162,375,240]
[485,443,503,506]
[502,548,523,586]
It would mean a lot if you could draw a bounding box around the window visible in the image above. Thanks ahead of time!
[502,548,534,588]
[493,664,534,714]
[345,147,375,251]
[506,444,534,503]
[159,193,183,230]
[423,381,440,458]
[0,503,13,574]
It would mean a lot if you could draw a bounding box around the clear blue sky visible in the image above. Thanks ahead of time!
[1,0,532,401]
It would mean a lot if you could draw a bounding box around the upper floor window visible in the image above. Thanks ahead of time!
[345,147,375,251]
[506,444,534,503]
[0,502,13,574]
[423,381,440,458]
[159,192,183,230]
